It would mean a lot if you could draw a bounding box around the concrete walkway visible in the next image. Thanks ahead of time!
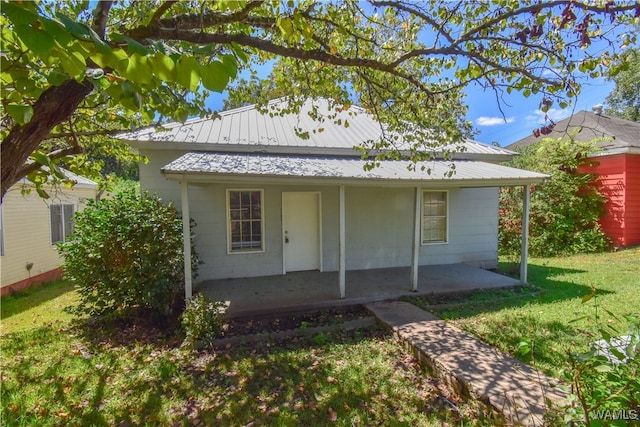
[366,301,568,426]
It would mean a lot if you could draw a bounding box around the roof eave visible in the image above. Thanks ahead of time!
[161,170,548,187]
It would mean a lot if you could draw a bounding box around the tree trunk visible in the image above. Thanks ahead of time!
[1,79,94,201]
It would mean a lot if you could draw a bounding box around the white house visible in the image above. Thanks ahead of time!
[1,171,97,295]
[121,98,545,299]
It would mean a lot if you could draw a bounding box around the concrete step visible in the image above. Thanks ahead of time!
[366,300,568,426]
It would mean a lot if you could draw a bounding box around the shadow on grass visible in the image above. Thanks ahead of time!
[0,280,75,320]
[1,322,471,426]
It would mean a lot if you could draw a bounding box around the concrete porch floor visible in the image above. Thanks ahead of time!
[197,263,520,318]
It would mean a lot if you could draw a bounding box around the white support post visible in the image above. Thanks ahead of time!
[520,185,530,284]
[339,185,346,299]
[181,181,193,300]
[411,187,421,291]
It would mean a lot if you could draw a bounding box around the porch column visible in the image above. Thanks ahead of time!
[339,185,346,299]
[520,184,530,284]
[181,181,193,300]
[411,187,421,291]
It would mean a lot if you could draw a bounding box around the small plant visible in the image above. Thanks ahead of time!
[180,294,227,349]
[559,286,639,425]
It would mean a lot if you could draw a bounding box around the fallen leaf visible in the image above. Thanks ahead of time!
[328,407,338,422]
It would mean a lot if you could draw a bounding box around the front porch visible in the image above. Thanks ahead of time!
[197,263,520,318]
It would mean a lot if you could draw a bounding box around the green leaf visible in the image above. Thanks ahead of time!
[55,12,90,37]
[59,51,86,77]
[201,61,229,93]
[40,16,73,46]
[112,33,148,55]
[15,24,55,55]
[6,104,34,125]
[30,151,51,167]
[88,27,111,55]
[151,53,176,82]
[593,364,613,373]
[176,57,200,92]
[1,2,40,26]
[568,315,588,324]
[125,54,152,84]
[221,54,238,79]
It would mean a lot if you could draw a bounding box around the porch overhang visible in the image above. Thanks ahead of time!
[161,151,548,187]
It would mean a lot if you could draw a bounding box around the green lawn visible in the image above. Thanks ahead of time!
[1,281,488,426]
[406,247,640,377]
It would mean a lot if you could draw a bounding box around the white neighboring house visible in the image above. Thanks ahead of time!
[121,98,546,299]
[0,170,97,296]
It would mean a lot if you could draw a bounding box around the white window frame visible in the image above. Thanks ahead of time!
[226,189,265,254]
[50,203,75,245]
[421,190,448,245]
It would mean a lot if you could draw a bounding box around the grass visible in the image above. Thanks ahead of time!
[0,280,78,335]
[405,247,640,377]
[1,281,492,426]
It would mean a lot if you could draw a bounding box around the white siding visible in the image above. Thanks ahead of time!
[173,181,499,282]
[1,184,96,289]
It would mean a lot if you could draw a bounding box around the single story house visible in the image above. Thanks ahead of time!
[121,98,547,299]
[508,107,640,247]
[1,171,97,295]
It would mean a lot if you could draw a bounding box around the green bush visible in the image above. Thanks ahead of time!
[180,294,226,349]
[499,137,609,257]
[58,190,201,318]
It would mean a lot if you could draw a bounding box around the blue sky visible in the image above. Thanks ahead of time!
[465,76,615,146]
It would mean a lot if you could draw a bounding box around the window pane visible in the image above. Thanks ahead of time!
[50,205,62,244]
[422,192,447,243]
[229,192,240,209]
[63,205,74,239]
[228,190,263,251]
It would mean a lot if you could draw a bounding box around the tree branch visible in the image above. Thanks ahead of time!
[91,1,113,38]
[150,0,178,26]
[14,146,84,185]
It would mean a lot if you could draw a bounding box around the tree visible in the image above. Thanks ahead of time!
[605,47,640,122]
[223,75,290,110]
[2,1,638,200]
[499,136,609,257]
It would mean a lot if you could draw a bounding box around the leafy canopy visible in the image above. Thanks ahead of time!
[1,1,638,199]
[605,47,640,122]
[499,136,609,257]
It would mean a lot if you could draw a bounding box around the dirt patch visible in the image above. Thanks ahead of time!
[220,304,371,338]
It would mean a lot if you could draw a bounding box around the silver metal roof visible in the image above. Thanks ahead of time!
[122,98,516,161]
[162,152,547,186]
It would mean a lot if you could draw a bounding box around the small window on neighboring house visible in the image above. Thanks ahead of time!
[227,190,264,252]
[50,204,74,244]
[422,191,448,244]
[0,204,4,256]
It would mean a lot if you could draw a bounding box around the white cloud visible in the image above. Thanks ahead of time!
[525,108,571,125]
[475,116,515,126]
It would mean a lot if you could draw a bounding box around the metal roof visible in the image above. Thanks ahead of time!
[122,98,516,161]
[162,152,547,186]
[508,110,640,155]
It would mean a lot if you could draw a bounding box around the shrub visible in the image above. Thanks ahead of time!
[180,294,226,349]
[499,137,609,257]
[58,190,201,318]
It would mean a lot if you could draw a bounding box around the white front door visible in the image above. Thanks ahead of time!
[282,192,321,272]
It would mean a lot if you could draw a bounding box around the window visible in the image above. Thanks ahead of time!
[227,190,263,252]
[422,191,447,244]
[50,204,74,244]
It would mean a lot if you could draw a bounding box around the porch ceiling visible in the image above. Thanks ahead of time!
[197,264,521,319]
[162,151,548,187]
